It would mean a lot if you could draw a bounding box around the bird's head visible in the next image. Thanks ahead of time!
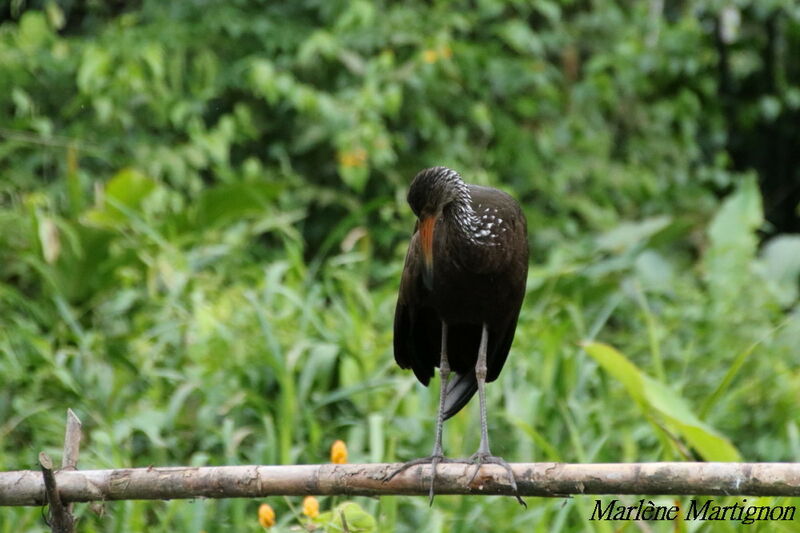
[407,167,467,289]
[407,166,465,219]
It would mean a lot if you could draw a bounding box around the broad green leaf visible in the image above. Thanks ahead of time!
[317,502,376,533]
[77,44,111,92]
[16,11,52,51]
[634,250,675,293]
[83,168,157,228]
[583,340,644,402]
[338,162,369,192]
[193,182,283,228]
[596,216,671,252]
[582,341,741,462]
[45,2,66,30]
[761,235,800,306]
[297,30,338,66]
[704,176,764,311]
[498,20,543,56]
[708,175,762,248]
[142,43,165,80]
[534,0,561,23]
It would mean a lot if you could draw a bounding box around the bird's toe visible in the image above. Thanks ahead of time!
[466,453,526,507]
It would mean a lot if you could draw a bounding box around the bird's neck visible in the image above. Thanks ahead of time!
[443,185,502,249]
[450,202,479,235]
[444,188,485,245]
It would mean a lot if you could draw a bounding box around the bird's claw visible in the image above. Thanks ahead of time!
[384,455,458,505]
[467,452,527,507]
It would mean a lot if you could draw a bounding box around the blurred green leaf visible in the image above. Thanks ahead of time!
[83,168,157,228]
[704,176,765,314]
[582,341,742,462]
[317,502,376,533]
[78,44,111,92]
[498,20,544,56]
[16,11,51,50]
[761,235,800,306]
[193,182,284,228]
[708,176,762,248]
[596,216,672,253]
[44,1,65,30]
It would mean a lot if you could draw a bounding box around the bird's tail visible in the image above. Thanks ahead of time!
[442,370,478,420]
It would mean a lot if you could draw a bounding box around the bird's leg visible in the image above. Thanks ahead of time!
[384,323,455,504]
[468,323,526,507]
[431,322,450,458]
[474,323,494,459]
[425,321,450,503]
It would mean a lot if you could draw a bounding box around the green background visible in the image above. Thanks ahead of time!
[1,0,799,531]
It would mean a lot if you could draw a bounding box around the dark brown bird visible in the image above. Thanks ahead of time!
[389,166,528,504]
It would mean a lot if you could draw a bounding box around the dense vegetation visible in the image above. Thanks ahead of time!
[2,1,799,531]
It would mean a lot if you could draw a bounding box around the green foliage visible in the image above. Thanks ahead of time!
[582,341,740,462]
[1,1,800,532]
[316,502,377,533]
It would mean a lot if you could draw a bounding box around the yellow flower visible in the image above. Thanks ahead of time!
[422,49,438,63]
[338,148,367,168]
[302,496,320,519]
[258,503,276,528]
[330,439,348,464]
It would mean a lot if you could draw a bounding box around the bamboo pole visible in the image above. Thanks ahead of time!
[2,462,799,506]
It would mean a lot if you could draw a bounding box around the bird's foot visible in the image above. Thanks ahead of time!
[467,452,526,507]
[384,455,458,505]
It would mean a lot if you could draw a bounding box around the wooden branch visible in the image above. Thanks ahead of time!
[38,453,75,533]
[3,462,799,506]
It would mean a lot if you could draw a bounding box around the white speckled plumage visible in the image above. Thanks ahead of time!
[441,173,505,248]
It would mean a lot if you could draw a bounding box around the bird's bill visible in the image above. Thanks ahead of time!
[419,215,436,287]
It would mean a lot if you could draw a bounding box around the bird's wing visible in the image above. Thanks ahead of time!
[466,185,529,274]
[393,228,439,386]
[487,306,522,382]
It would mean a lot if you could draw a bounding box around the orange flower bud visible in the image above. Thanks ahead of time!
[258,503,276,528]
[302,495,320,519]
[330,439,348,464]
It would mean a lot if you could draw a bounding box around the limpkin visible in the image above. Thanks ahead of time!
[390,166,529,505]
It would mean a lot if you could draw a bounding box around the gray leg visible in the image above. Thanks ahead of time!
[384,322,455,505]
[469,323,526,507]
[475,322,491,455]
[432,322,450,458]
[425,322,450,502]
